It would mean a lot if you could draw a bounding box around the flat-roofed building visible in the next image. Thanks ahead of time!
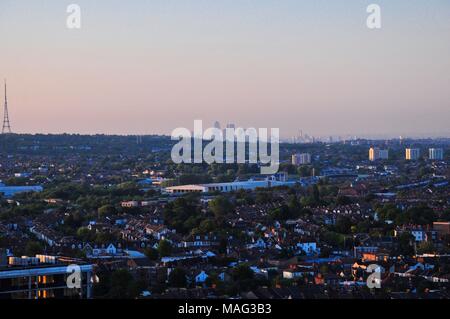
[165,179,296,194]
[369,147,389,161]
[405,148,420,160]
[121,200,140,208]
[0,255,95,299]
[0,184,43,197]
[165,184,207,194]
[292,153,311,165]
[429,148,444,160]
[433,222,450,238]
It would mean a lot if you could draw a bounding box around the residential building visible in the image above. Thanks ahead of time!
[296,242,318,255]
[433,222,450,238]
[369,147,389,161]
[195,271,209,284]
[283,265,315,279]
[429,148,444,160]
[406,148,420,160]
[121,201,140,208]
[0,255,94,299]
[292,153,311,165]
[394,227,437,242]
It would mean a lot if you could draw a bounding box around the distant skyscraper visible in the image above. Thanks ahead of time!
[226,123,235,129]
[213,121,221,130]
[292,153,311,165]
[429,148,444,160]
[406,148,420,160]
[369,147,389,161]
[2,80,12,134]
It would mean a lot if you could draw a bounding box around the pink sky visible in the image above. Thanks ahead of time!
[1,0,450,138]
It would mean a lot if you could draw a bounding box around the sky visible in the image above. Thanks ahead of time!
[0,0,449,138]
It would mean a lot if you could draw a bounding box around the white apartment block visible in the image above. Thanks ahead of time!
[369,147,389,161]
[406,148,420,160]
[429,148,444,160]
[292,153,311,165]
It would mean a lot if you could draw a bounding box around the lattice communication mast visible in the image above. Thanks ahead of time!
[2,80,12,134]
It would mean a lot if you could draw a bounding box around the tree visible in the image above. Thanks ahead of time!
[355,220,372,233]
[405,206,436,225]
[209,196,234,220]
[416,277,433,293]
[163,197,202,234]
[168,268,187,288]
[76,227,92,241]
[144,247,159,261]
[98,204,117,218]
[336,195,352,206]
[268,205,291,221]
[377,204,401,223]
[25,241,44,256]
[440,209,450,222]
[300,195,317,207]
[196,219,217,234]
[179,174,212,185]
[232,265,254,282]
[396,233,414,256]
[231,265,256,292]
[442,234,450,252]
[63,211,84,228]
[94,231,116,246]
[279,163,297,175]
[311,184,320,203]
[107,269,141,299]
[157,239,172,257]
[417,241,435,254]
[322,231,345,248]
[335,216,352,234]
[255,190,273,204]
[235,189,253,205]
[298,166,312,177]
[287,195,302,218]
[319,246,332,258]
[218,237,228,254]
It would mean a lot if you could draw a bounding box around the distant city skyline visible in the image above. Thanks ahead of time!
[1,0,450,138]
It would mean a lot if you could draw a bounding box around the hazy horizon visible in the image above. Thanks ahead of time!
[1,0,450,138]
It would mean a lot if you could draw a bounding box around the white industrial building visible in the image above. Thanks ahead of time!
[165,179,296,194]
